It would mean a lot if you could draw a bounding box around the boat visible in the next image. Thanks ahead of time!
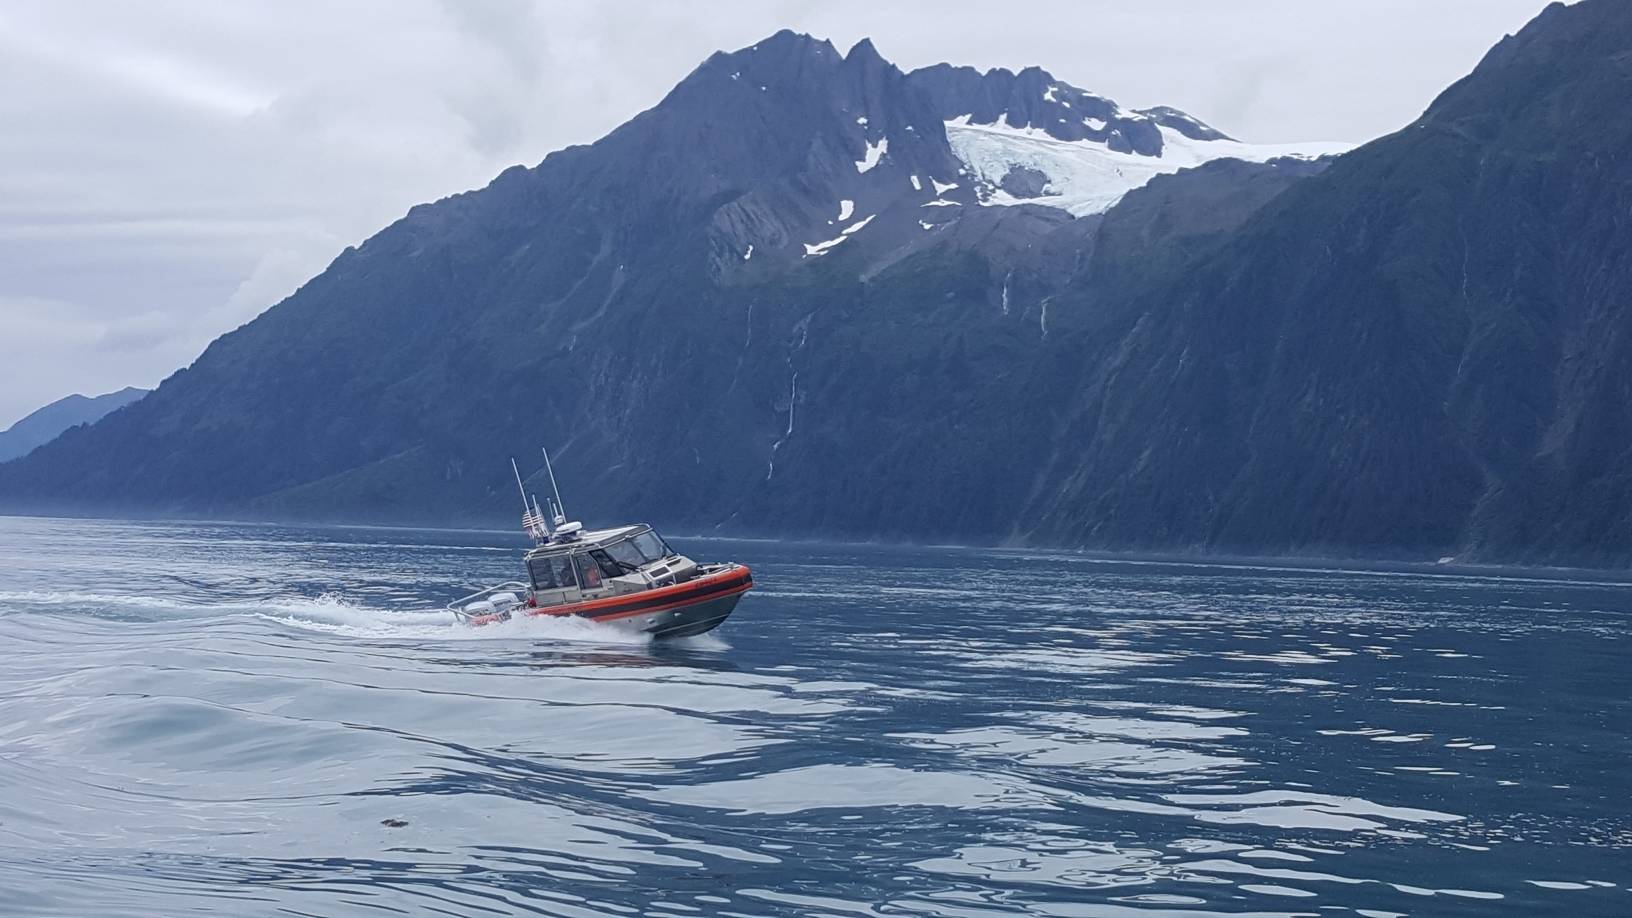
[448,450,752,638]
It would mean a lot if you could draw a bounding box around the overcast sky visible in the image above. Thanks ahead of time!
[0,0,1565,428]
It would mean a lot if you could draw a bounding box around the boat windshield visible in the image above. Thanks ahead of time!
[600,528,674,574]
[604,539,646,573]
[632,529,671,561]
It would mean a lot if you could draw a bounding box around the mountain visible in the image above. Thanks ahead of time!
[1021,0,1632,565]
[0,31,1328,531]
[3,1,1629,568]
[0,388,148,464]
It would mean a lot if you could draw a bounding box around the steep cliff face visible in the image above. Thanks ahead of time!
[1026,0,1632,564]
[4,2,1630,567]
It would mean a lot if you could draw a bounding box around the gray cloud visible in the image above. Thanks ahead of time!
[0,0,1562,426]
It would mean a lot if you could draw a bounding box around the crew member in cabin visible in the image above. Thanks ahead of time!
[577,553,603,590]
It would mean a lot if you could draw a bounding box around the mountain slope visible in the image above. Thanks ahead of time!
[0,33,992,523]
[0,388,147,464]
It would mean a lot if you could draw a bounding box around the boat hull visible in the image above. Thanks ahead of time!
[467,564,752,639]
[605,590,745,638]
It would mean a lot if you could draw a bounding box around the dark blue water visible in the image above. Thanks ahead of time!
[0,516,1628,917]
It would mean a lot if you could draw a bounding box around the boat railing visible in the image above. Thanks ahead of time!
[448,580,530,622]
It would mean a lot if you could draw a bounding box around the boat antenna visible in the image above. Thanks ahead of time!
[541,446,567,525]
[510,458,529,512]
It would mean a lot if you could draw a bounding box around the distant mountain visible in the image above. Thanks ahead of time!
[3,0,1628,568]
[0,388,148,464]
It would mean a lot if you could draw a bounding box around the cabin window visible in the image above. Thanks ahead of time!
[526,556,552,590]
[589,549,623,579]
[528,553,579,591]
[633,531,670,561]
[552,554,578,589]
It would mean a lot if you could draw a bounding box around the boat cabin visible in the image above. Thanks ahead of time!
[522,523,697,608]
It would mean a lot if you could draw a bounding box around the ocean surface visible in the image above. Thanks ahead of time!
[0,516,1628,917]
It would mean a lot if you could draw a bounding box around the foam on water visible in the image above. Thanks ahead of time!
[259,593,656,644]
[0,586,656,645]
[0,589,223,612]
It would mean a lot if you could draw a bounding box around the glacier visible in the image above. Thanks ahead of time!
[945,116,1352,216]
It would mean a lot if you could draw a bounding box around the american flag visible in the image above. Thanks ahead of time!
[522,509,549,541]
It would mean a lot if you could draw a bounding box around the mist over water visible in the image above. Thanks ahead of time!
[0,516,1628,916]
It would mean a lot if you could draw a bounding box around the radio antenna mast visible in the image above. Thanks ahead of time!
[541,447,567,525]
[510,458,529,513]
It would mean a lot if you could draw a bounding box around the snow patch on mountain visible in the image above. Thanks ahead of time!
[855,138,888,173]
[945,117,1351,216]
[804,231,851,257]
[837,199,854,221]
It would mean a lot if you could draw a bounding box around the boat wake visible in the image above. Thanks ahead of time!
[262,594,655,645]
[0,589,656,645]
